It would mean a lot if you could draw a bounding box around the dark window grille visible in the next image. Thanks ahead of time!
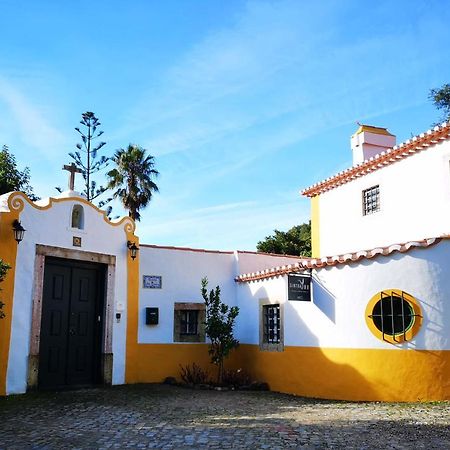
[180,310,198,335]
[368,291,420,342]
[263,304,280,344]
[363,185,380,215]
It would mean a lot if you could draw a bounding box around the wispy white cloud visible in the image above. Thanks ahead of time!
[2,0,447,250]
[114,0,443,185]
[137,196,310,250]
[0,77,67,161]
[113,1,327,145]
[119,0,450,250]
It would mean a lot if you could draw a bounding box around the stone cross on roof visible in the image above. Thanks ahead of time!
[63,163,82,191]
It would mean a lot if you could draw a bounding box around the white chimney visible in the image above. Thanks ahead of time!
[351,124,396,165]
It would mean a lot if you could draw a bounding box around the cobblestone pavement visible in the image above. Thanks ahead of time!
[0,384,449,449]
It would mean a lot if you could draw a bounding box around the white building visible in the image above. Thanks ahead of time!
[1,122,449,402]
[303,124,450,256]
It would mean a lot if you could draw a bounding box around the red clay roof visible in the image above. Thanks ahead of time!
[236,250,303,259]
[235,236,448,282]
[140,244,234,254]
[302,122,450,197]
[140,245,303,257]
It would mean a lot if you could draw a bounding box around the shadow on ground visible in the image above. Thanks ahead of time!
[0,384,449,449]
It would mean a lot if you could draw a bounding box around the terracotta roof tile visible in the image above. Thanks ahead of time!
[235,236,448,282]
[140,244,234,254]
[302,122,450,197]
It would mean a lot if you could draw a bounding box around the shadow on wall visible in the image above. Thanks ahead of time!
[228,283,378,402]
[406,247,450,351]
[311,274,335,323]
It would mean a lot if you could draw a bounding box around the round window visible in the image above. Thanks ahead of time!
[365,289,422,344]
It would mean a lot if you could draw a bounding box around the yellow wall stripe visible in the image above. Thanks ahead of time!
[125,228,140,383]
[123,342,450,401]
[121,344,450,402]
[126,343,212,383]
[311,196,320,258]
[230,344,450,402]
[0,209,20,395]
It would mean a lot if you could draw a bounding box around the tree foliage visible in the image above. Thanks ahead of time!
[429,83,450,124]
[201,277,239,384]
[0,145,39,200]
[257,222,312,257]
[66,112,110,204]
[106,144,159,221]
[0,260,11,319]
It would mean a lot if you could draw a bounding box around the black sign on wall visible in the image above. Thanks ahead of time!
[288,274,311,301]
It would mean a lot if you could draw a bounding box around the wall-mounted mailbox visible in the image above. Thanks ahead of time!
[146,307,159,325]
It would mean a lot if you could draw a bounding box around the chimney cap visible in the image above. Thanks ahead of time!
[353,124,394,137]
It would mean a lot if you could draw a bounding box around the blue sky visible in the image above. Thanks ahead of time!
[1,0,449,250]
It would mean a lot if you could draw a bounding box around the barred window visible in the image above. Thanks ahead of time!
[362,185,380,215]
[263,304,281,344]
[180,310,198,335]
[365,290,422,344]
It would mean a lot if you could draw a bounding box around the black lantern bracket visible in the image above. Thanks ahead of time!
[127,241,139,260]
[12,219,26,244]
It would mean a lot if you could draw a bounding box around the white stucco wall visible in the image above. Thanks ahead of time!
[138,246,236,344]
[235,275,286,344]
[236,240,450,351]
[137,247,304,344]
[318,139,450,256]
[5,193,131,394]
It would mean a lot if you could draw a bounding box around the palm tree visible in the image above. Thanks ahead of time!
[107,144,159,221]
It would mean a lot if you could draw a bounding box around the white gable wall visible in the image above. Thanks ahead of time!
[6,194,131,394]
[318,139,450,256]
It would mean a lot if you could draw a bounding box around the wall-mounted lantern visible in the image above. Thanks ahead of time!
[127,241,139,260]
[12,220,26,244]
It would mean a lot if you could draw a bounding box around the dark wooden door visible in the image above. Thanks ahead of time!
[38,258,105,389]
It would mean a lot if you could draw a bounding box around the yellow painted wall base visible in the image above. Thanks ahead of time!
[230,344,450,402]
[125,343,215,383]
[126,343,450,402]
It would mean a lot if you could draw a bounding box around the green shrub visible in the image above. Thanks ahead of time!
[201,277,239,384]
[179,363,210,385]
[222,368,251,387]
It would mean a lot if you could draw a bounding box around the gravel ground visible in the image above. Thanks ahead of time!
[0,384,449,449]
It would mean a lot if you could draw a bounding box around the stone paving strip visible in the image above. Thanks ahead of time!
[0,384,449,449]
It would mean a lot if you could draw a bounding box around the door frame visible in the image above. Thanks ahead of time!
[27,244,116,390]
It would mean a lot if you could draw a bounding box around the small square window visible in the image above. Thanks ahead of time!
[173,303,205,343]
[362,185,380,215]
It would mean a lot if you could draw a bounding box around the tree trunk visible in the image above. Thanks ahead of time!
[217,358,224,385]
